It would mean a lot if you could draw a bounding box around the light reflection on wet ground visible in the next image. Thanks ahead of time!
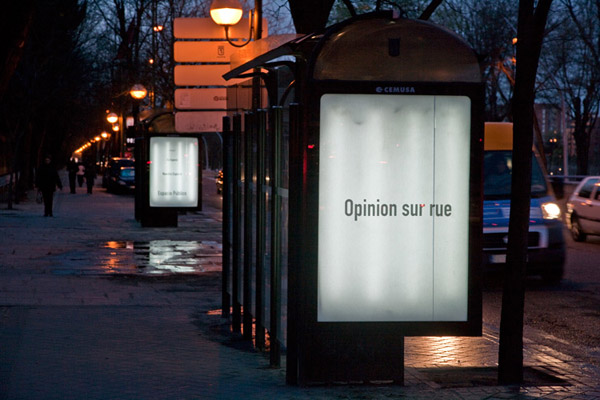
[51,240,222,276]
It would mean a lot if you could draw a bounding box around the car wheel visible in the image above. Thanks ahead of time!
[570,215,587,242]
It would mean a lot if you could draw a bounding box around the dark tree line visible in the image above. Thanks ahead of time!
[0,0,100,204]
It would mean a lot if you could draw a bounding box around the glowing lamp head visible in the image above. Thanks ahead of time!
[130,84,147,100]
[541,202,561,220]
[106,112,118,124]
[210,0,243,26]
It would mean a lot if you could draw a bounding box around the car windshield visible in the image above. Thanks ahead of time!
[484,150,547,199]
[112,159,134,169]
[120,168,135,178]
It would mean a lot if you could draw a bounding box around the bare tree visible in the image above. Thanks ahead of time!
[0,0,90,202]
[0,2,35,100]
[437,0,517,121]
[539,0,600,175]
[328,0,441,23]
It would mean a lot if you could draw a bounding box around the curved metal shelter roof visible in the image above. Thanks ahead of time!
[311,17,481,83]
[222,13,481,92]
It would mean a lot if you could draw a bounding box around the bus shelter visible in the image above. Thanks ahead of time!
[220,12,484,385]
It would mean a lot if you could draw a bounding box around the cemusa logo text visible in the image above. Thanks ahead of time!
[375,86,416,94]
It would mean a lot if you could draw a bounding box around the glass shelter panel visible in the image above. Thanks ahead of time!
[318,94,471,322]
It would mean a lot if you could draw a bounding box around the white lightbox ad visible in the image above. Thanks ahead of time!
[149,136,199,207]
[318,94,471,322]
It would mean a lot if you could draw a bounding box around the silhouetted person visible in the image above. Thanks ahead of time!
[84,160,96,194]
[67,156,78,193]
[77,162,85,187]
[36,156,63,217]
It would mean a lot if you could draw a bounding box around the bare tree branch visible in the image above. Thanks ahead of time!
[419,0,443,20]
[563,0,599,61]
[341,0,357,17]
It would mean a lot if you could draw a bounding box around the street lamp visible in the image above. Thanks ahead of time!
[210,0,244,26]
[106,112,118,124]
[210,0,263,109]
[130,84,148,100]
[209,0,260,48]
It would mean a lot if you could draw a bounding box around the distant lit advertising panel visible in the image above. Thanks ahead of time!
[318,94,471,322]
[149,136,199,207]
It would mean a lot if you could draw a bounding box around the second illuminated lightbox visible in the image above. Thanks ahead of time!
[318,94,471,322]
[149,136,200,208]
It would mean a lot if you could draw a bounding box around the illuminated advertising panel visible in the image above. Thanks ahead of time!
[149,136,199,207]
[318,94,471,322]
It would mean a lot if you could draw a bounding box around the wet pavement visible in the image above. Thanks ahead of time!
[1,173,600,399]
[49,240,222,276]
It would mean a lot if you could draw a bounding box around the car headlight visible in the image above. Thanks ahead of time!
[541,202,561,220]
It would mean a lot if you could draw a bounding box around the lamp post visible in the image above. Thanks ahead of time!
[128,84,148,156]
[210,0,264,345]
[130,84,148,101]
[106,110,121,157]
[209,0,263,48]
[210,0,262,109]
[106,112,118,124]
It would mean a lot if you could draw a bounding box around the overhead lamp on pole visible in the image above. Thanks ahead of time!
[209,0,260,48]
[210,0,263,108]
[130,84,148,101]
[106,112,118,124]
[129,84,147,125]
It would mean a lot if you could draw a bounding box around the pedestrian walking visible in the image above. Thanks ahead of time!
[35,155,63,217]
[67,156,78,193]
[76,162,85,187]
[84,159,96,194]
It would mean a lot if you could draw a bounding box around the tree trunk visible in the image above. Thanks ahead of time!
[0,1,35,98]
[498,0,552,385]
[573,127,590,175]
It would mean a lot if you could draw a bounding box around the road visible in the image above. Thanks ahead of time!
[202,170,223,211]
[482,229,600,368]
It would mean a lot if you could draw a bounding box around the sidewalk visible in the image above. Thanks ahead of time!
[1,176,599,399]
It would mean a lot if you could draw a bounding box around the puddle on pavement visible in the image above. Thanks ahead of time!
[100,240,222,275]
[49,241,221,276]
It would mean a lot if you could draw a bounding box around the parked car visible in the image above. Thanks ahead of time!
[103,157,135,193]
[566,176,600,241]
[482,122,565,283]
[216,170,223,194]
